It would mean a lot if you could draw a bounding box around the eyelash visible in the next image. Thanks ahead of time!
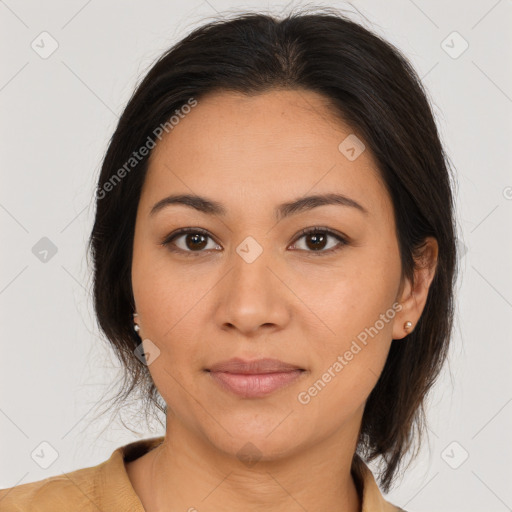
[160,226,348,257]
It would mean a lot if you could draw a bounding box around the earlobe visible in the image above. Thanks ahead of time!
[133,312,141,333]
[393,237,439,340]
[393,278,414,340]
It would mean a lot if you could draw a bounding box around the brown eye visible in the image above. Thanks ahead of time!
[291,228,348,254]
[304,232,328,250]
[162,228,221,254]
[183,232,208,251]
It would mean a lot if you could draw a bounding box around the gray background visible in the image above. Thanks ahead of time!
[1,1,511,511]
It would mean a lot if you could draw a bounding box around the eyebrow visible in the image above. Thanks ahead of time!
[150,192,368,219]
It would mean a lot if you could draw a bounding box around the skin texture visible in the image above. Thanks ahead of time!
[126,89,438,512]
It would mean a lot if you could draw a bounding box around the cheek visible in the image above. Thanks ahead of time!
[296,285,398,421]
[290,252,400,344]
[292,255,400,406]
[131,248,217,398]
[132,238,209,339]
[131,262,209,414]
[133,271,208,366]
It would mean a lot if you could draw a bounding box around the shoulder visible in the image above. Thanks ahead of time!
[0,464,101,511]
[0,436,164,512]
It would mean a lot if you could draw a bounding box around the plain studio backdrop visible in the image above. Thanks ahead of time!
[0,1,511,511]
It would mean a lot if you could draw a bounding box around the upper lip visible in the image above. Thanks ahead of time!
[207,358,303,374]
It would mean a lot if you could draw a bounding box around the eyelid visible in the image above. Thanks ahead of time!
[161,226,348,255]
[289,226,348,255]
[160,227,221,254]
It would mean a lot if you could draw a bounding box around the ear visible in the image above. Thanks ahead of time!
[392,236,439,340]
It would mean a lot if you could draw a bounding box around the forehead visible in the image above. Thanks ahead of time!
[142,89,392,222]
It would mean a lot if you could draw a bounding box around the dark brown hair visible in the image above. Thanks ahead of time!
[88,6,458,492]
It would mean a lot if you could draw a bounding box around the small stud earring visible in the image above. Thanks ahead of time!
[133,313,140,333]
[403,321,413,332]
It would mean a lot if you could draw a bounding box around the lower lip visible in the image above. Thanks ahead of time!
[208,370,304,398]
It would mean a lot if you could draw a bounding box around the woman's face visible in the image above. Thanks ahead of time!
[131,89,411,460]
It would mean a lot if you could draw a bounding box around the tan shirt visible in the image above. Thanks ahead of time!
[0,436,405,511]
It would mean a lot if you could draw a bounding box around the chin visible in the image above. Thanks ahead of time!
[197,414,313,464]
[216,435,303,465]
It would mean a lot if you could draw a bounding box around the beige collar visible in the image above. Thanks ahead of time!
[97,436,403,512]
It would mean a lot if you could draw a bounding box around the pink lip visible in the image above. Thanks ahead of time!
[206,358,305,398]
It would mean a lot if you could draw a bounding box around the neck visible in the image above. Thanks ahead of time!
[133,417,362,512]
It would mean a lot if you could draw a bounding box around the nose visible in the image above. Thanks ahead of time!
[213,240,291,337]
